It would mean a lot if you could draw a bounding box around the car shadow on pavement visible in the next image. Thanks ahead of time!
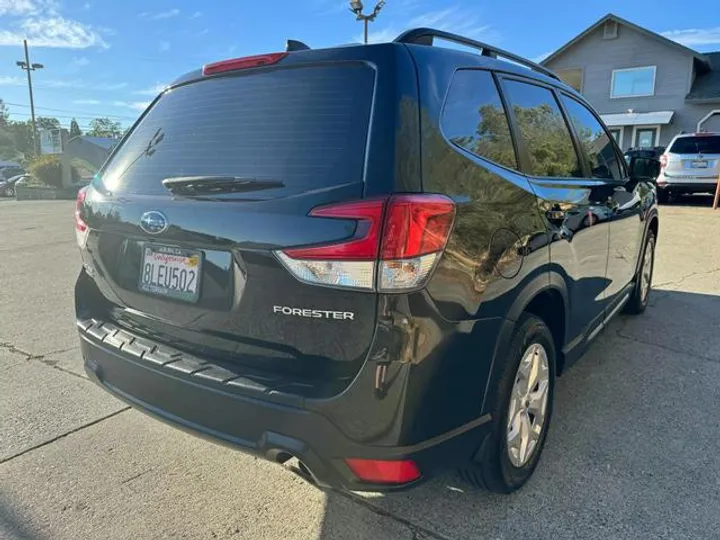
[318,289,720,540]
[0,496,48,540]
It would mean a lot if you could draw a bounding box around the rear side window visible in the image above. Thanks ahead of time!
[502,80,581,178]
[669,136,720,154]
[441,70,517,170]
[561,95,623,181]
[98,64,375,195]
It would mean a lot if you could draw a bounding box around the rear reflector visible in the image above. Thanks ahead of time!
[202,53,288,76]
[345,458,421,484]
[75,186,89,248]
[275,195,456,292]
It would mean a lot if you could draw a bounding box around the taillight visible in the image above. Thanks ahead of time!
[202,53,288,76]
[75,186,89,248]
[275,195,456,292]
[378,195,455,291]
[345,458,421,484]
[660,154,668,169]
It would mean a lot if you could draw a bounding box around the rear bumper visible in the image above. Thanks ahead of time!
[79,319,491,491]
[657,179,718,194]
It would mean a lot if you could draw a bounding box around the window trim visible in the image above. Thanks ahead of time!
[438,67,522,174]
[497,74,588,180]
[610,66,657,99]
[632,125,661,148]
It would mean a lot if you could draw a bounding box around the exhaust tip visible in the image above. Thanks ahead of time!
[285,457,317,485]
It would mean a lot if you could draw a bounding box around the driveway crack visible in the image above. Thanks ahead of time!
[0,408,130,465]
[653,266,720,289]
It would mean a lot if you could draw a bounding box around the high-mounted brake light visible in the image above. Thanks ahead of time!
[75,186,89,248]
[202,53,288,76]
[345,458,421,484]
[275,195,456,292]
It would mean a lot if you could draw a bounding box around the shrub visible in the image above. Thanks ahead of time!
[27,155,62,188]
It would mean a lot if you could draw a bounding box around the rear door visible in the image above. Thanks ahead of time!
[499,77,614,344]
[664,134,720,183]
[79,56,393,379]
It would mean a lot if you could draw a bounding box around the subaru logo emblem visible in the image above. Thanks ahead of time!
[139,211,168,235]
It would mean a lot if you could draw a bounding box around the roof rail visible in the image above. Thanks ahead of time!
[394,27,560,81]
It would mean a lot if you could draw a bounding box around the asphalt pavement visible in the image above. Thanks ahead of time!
[1,198,719,540]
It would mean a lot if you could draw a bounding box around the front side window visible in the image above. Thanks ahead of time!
[561,95,623,180]
[441,70,517,170]
[502,79,581,178]
[611,66,656,98]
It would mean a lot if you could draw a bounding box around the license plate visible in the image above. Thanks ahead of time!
[138,245,202,303]
[691,160,708,168]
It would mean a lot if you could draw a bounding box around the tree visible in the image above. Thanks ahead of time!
[36,116,61,131]
[8,121,34,158]
[69,118,82,138]
[0,99,8,128]
[87,117,123,138]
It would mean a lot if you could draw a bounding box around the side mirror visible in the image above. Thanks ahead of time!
[629,156,661,181]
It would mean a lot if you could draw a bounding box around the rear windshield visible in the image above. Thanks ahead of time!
[669,136,720,155]
[98,64,375,195]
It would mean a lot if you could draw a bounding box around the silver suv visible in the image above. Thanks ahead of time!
[656,133,720,202]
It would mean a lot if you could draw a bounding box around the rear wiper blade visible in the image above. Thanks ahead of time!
[162,176,284,195]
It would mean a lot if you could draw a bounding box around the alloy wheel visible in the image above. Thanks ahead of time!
[506,343,550,468]
[640,238,654,302]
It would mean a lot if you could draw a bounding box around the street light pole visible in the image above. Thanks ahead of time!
[349,1,386,44]
[16,39,44,157]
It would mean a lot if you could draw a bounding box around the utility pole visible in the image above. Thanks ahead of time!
[16,40,44,157]
[349,1,386,44]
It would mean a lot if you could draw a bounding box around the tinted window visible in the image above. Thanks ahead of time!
[98,65,375,195]
[442,70,517,169]
[502,80,581,178]
[561,96,623,180]
[669,136,720,154]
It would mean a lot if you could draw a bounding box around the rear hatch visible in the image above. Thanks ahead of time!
[78,49,403,385]
[664,134,720,182]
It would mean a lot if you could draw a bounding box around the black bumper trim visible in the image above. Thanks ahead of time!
[79,321,492,491]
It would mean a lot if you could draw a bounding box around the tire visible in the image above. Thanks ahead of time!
[624,230,655,315]
[5,186,15,197]
[458,314,556,493]
[657,190,669,204]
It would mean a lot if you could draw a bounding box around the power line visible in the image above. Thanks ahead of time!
[3,101,136,120]
[8,111,133,123]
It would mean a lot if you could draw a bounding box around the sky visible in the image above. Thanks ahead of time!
[1,0,719,132]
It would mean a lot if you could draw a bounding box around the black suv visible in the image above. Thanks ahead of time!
[75,29,659,493]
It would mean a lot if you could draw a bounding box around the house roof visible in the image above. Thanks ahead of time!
[82,136,117,150]
[687,52,720,102]
[541,13,710,67]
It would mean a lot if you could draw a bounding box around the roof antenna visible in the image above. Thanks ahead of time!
[286,39,310,52]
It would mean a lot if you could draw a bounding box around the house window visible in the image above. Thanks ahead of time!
[611,66,656,98]
[608,128,623,148]
[633,126,659,148]
[556,68,583,92]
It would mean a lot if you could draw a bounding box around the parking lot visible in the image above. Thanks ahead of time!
[1,198,719,540]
